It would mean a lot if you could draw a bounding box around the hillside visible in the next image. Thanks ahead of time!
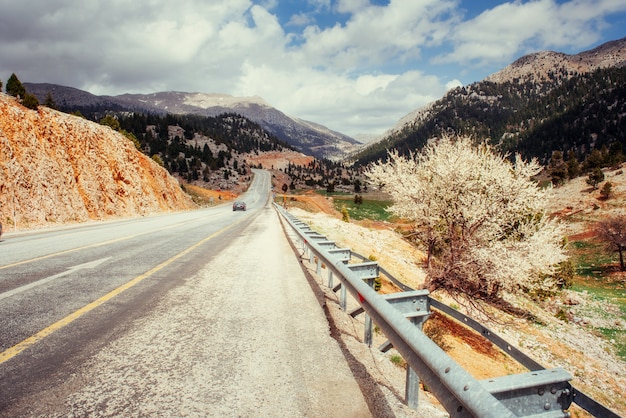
[0,94,196,231]
[486,37,626,84]
[354,37,626,167]
[24,85,361,161]
[285,168,626,417]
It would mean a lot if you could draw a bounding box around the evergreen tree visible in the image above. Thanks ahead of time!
[21,92,39,110]
[600,181,613,200]
[608,142,624,167]
[44,92,57,109]
[99,115,121,131]
[566,151,581,179]
[586,167,605,189]
[548,151,567,186]
[6,73,26,98]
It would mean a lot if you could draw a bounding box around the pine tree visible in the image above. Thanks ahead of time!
[566,151,581,179]
[548,151,567,186]
[586,167,605,189]
[6,73,26,98]
[21,92,39,110]
[44,92,57,109]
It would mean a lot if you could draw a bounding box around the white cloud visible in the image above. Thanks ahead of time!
[287,13,315,27]
[0,0,623,138]
[436,0,626,67]
[335,0,369,14]
[298,1,459,72]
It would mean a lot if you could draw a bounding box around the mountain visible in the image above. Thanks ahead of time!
[23,85,361,161]
[486,37,626,84]
[0,93,196,230]
[354,37,626,167]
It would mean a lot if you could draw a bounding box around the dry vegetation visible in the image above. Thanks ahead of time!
[280,166,626,417]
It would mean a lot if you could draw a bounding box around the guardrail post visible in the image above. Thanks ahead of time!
[364,278,374,347]
[346,263,379,346]
[380,290,431,410]
[406,367,420,410]
[340,281,347,311]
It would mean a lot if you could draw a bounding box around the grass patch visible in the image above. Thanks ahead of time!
[331,196,394,221]
[569,240,614,279]
[596,328,626,359]
[389,353,406,368]
[568,239,626,360]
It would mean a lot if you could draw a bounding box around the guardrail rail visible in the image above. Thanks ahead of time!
[274,203,621,418]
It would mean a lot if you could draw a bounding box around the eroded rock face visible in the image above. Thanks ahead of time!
[0,94,196,230]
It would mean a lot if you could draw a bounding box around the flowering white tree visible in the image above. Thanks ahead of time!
[365,135,568,302]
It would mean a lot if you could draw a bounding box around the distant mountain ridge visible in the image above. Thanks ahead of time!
[353,37,626,166]
[486,37,626,84]
[24,84,361,161]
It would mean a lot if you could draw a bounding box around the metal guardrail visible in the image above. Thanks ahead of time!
[350,230,621,418]
[274,203,581,418]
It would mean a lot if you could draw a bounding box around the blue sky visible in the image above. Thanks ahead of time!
[0,0,625,139]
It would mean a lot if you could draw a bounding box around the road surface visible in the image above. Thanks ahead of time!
[0,170,371,417]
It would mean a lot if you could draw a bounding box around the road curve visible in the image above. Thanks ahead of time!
[0,170,371,417]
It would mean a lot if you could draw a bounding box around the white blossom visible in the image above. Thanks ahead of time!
[365,135,568,299]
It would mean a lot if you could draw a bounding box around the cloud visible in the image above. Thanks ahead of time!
[436,0,626,67]
[286,13,315,27]
[298,1,459,73]
[236,61,450,135]
[0,0,623,138]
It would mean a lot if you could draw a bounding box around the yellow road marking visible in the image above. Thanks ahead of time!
[0,221,239,365]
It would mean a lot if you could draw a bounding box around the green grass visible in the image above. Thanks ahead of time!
[389,354,406,368]
[331,196,394,221]
[569,239,626,360]
[570,240,614,279]
[597,328,626,359]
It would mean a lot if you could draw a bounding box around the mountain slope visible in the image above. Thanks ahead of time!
[486,37,626,84]
[354,37,626,166]
[24,85,360,161]
[0,93,195,230]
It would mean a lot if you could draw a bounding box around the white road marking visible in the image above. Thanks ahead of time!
[0,257,111,301]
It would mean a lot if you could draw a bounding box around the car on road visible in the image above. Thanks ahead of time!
[232,201,246,211]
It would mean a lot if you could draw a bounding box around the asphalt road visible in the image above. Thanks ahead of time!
[0,169,370,417]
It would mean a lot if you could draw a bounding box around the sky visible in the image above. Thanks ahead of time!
[1,1,625,139]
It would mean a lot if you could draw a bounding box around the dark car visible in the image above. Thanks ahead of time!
[232,201,246,211]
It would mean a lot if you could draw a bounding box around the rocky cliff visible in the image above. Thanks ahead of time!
[0,94,195,231]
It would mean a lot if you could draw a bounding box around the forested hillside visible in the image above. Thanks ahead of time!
[100,110,363,194]
[115,112,290,181]
[354,67,626,173]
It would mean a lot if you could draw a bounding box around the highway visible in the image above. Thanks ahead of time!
[0,169,370,416]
